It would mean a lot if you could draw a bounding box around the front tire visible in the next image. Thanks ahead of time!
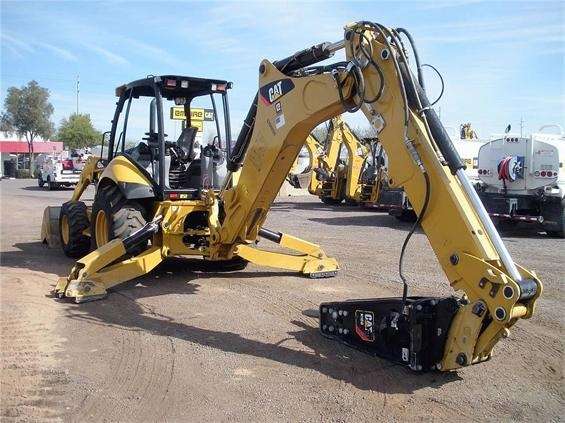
[47,177,58,191]
[59,201,91,258]
[91,185,147,250]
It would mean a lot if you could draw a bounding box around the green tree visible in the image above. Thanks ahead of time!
[57,113,102,149]
[0,80,55,170]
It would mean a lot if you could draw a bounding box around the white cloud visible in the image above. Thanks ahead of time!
[419,23,563,44]
[1,32,35,55]
[83,43,129,66]
[123,37,187,69]
[413,0,486,11]
[36,42,78,62]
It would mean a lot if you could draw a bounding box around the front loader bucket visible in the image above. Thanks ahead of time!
[41,206,61,248]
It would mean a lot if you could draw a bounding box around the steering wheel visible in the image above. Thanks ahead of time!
[142,131,159,145]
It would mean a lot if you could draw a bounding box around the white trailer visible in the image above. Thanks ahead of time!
[475,125,564,236]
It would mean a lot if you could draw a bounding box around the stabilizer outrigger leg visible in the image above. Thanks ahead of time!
[235,227,339,278]
[54,217,163,303]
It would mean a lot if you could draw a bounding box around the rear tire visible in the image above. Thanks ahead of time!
[547,206,565,238]
[47,177,58,191]
[59,201,91,258]
[495,219,518,232]
[91,185,148,251]
[209,257,248,272]
[395,208,417,222]
[321,196,343,205]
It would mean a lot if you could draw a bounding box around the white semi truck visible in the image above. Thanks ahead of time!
[475,125,564,237]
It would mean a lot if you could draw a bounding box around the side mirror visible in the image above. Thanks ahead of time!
[100,131,111,159]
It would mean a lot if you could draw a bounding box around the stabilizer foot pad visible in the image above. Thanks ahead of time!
[308,270,338,279]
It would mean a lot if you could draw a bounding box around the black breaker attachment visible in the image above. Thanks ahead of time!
[319,296,461,371]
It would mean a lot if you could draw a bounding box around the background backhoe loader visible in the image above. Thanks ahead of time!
[307,117,349,204]
[286,133,323,190]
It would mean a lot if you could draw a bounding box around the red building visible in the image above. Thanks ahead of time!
[1,137,63,176]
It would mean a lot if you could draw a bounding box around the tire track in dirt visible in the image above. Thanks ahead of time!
[1,276,70,422]
[72,292,176,422]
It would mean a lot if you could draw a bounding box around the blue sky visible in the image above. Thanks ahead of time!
[1,0,563,140]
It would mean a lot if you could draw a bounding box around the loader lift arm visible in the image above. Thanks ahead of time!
[212,22,541,371]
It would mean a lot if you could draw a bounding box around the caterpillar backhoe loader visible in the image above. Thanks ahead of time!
[358,139,418,221]
[357,137,389,206]
[337,122,373,205]
[50,20,541,372]
[308,117,382,206]
[44,76,339,302]
[307,117,348,204]
[286,133,323,189]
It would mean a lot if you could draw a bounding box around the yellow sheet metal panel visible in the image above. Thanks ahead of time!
[100,155,153,187]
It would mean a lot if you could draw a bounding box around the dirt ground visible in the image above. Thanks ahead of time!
[0,178,563,422]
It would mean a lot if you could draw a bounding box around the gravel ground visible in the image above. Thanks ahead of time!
[1,178,563,422]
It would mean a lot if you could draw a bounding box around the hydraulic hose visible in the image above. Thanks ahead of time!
[395,27,425,91]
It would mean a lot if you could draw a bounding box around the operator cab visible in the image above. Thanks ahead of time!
[107,75,233,200]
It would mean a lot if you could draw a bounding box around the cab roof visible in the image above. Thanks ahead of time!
[115,75,231,100]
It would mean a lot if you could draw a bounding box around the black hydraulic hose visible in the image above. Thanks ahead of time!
[395,27,425,91]
[400,172,431,305]
[228,43,338,172]
[273,42,334,74]
[227,93,258,171]
[421,64,444,106]
[398,61,465,175]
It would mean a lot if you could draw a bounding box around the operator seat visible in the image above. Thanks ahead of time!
[176,126,202,188]
[177,126,198,160]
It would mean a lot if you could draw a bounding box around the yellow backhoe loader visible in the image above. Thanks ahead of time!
[43,76,339,302]
[286,133,323,189]
[47,21,541,372]
[338,124,373,205]
[308,117,383,206]
[307,117,348,204]
[357,139,418,221]
[356,137,390,206]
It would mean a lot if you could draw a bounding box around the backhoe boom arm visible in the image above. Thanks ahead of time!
[215,21,541,371]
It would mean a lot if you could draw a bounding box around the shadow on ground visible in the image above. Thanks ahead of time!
[4,241,461,395]
[21,185,75,192]
[62,271,461,395]
[272,200,364,213]
[309,214,416,230]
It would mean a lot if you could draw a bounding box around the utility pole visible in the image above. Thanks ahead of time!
[520,116,524,137]
[76,75,80,115]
